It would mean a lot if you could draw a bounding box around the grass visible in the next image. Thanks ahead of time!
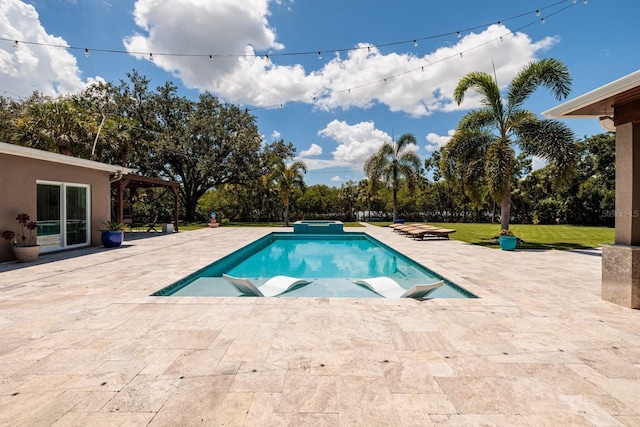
[369,222,614,250]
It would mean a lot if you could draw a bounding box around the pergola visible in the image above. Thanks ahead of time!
[544,70,640,309]
[111,174,180,231]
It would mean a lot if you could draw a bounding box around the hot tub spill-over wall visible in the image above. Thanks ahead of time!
[293,220,344,234]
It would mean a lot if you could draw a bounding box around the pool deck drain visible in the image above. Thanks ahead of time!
[0,224,638,425]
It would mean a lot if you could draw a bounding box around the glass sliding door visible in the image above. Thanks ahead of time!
[37,183,62,249]
[37,182,90,251]
[66,186,88,246]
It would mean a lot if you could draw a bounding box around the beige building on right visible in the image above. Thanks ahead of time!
[544,70,640,309]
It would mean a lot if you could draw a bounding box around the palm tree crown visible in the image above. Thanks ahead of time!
[364,133,422,221]
[446,58,577,230]
[271,159,307,226]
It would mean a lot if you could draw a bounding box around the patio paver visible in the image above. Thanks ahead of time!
[0,224,639,426]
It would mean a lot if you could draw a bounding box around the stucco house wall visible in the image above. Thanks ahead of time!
[0,143,130,263]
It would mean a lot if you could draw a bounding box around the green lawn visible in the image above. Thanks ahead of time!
[370,222,614,250]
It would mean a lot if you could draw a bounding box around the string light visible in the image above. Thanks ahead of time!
[84,48,89,58]
[541,17,546,23]
[1,1,582,64]
[3,0,584,109]
[536,10,541,16]
[413,40,418,47]
[13,40,18,48]
[317,51,322,59]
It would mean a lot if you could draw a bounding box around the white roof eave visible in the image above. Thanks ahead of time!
[0,142,133,174]
[543,70,640,119]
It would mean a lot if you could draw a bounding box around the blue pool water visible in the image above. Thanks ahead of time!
[152,232,476,298]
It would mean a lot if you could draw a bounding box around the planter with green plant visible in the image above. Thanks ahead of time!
[100,221,126,248]
[2,213,40,262]
[498,229,517,251]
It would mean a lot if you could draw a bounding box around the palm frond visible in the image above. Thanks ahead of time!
[515,118,577,186]
[507,58,572,111]
[458,108,496,131]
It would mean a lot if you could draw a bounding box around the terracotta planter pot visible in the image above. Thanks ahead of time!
[13,245,41,262]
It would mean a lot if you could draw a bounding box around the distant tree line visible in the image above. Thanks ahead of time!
[0,63,615,226]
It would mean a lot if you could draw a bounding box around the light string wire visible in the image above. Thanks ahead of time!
[1,0,578,61]
[0,0,583,103]
[250,0,581,111]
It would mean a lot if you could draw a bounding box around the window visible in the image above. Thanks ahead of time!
[37,182,90,251]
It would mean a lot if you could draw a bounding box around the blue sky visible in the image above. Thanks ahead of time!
[1,0,637,186]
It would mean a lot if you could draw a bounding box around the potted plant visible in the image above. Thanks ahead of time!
[498,229,517,251]
[100,220,126,248]
[2,213,40,262]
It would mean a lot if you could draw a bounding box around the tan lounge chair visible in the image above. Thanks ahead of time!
[405,226,456,240]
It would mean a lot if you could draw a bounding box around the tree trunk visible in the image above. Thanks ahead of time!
[392,188,398,221]
[284,204,290,227]
[500,191,512,230]
[184,197,198,222]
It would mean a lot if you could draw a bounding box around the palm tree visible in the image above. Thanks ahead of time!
[364,133,422,221]
[271,159,307,226]
[447,58,577,230]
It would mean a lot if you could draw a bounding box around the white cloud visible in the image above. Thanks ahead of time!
[331,175,342,182]
[319,120,390,167]
[532,156,547,171]
[122,2,559,115]
[425,129,455,151]
[299,143,322,157]
[0,0,91,97]
[271,130,281,140]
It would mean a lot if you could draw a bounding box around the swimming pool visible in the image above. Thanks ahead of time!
[152,232,476,298]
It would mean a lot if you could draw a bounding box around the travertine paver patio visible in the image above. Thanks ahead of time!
[0,224,639,426]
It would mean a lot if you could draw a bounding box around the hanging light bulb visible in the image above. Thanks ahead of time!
[459,52,463,58]
[84,48,90,58]
[413,40,418,47]
[583,0,588,3]
[536,10,540,16]
[13,40,18,48]
[456,31,461,38]
[499,36,503,42]
[318,51,322,59]
[265,54,269,60]
[541,17,545,24]
[149,53,154,61]
[209,54,213,62]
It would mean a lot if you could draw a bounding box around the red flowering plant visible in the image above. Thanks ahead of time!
[2,213,38,247]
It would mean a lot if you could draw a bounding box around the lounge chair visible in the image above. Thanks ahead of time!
[222,274,310,297]
[354,276,444,298]
[390,223,420,232]
[405,226,456,240]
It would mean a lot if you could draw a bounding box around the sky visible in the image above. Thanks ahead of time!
[1,0,638,187]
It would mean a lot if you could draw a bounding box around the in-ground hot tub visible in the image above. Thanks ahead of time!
[293,220,344,234]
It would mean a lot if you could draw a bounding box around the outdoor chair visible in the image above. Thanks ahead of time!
[146,215,158,232]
